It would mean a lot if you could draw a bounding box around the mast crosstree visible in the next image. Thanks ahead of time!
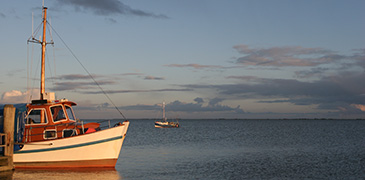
[27,7,54,100]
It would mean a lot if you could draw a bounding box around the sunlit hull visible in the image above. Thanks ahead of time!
[155,121,179,128]
[13,121,129,169]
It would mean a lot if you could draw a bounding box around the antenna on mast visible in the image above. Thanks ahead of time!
[32,12,34,38]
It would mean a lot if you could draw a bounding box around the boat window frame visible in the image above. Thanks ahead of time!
[50,105,68,123]
[64,105,76,122]
[26,108,48,125]
[44,129,57,139]
[63,129,77,138]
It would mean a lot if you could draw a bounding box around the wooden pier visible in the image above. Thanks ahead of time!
[0,104,15,171]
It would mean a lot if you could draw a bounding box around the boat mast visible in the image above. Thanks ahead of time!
[40,7,47,100]
[163,101,166,121]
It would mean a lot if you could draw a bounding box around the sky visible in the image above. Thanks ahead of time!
[0,0,365,119]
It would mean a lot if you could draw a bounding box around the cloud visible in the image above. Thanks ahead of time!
[226,75,261,82]
[165,64,224,69]
[82,88,193,94]
[293,49,365,79]
[55,0,168,18]
[96,102,110,110]
[167,99,244,113]
[105,17,117,24]
[70,100,116,112]
[194,97,204,104]
[50,80,116,91]
[144,76,165,80]
[121,73,144,76]
[208,97,223,106]
[294,67,330,79]
[351,48,365,68]
[50,74,100,80]
[200,45,365,115]
[353,104,365,111]
[183,70,365,113]
[0,12,5,18]
[1,90,26,103]
[119,73,165,80]
[47,73,172,93]
[1,89,39,104]
[233,44,341,67]
[48,74,119,91]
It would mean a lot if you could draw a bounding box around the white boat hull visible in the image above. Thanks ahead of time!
[155,121,179,128]
[13,121,129,169]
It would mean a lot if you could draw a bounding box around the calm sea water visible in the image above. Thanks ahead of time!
[6,119,365,179]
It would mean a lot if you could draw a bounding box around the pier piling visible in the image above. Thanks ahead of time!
[0,104,15,171]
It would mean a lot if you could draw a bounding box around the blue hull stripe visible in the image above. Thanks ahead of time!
[155,124,172,127]
[14,135,123,154]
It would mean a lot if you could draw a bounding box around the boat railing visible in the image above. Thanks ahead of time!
[23,119,123,142]
[23,122,83,141]
[82,119,124,129]
[26,122,81,129]
[26,119,121,130]
[96,119,117,129]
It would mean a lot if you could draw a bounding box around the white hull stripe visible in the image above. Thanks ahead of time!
[14,135,124,154]
[155,124,177,127]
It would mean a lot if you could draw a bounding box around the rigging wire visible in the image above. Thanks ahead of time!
[50,18,57,77]
[47,23,127,120]
[46,49,56,87]
[27,41,30,102]
[44,18,57,90]
[33,46,41,102]
[27,14,44,102]
[27,43,41,103]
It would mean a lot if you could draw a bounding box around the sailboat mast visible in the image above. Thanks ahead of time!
[163,101,166,121]
[40,7,47,100]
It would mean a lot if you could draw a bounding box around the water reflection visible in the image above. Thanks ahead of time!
[8,169,121,180]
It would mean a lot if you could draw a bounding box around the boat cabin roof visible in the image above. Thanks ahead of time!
[28,99,77,107]
[26,99,77,126]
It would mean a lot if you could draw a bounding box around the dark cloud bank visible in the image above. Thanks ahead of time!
[48,43,365,118]
[55,0,168,19]
[187,46,365,117]
[163,45,365,117]
[119,98,244,114]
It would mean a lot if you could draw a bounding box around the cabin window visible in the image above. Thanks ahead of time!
[51,105,66,122]
[63,129,76,137]
[27,109,48,124]
[44,129,57,139]
[65,106,75,121]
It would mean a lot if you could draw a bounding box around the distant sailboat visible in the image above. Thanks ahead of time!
[154,102,180,128]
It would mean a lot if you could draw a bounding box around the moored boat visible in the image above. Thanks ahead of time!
[154,102,179,128]
[12,99,129,169]
[1,6,130,169]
